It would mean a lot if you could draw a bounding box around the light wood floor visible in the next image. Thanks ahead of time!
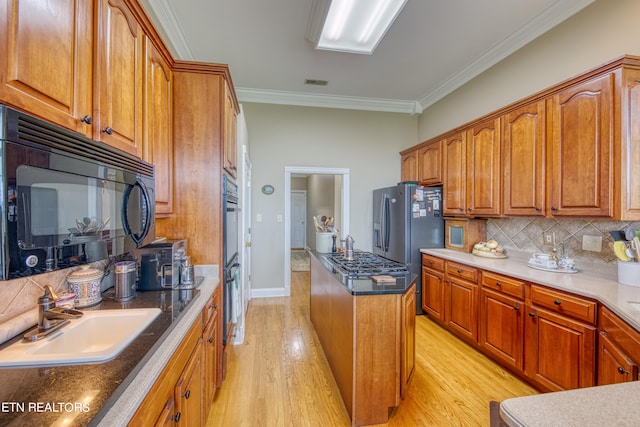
[208,272,537,426]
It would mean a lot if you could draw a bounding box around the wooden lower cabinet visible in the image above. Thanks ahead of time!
[598,306,640,385]
[479,288,524,370]
[423,254,602,393]
[130,289,221,426]
[444,261,478,343]
[421,264,445,321]
[524,306,596,392]
[203,289,221,411]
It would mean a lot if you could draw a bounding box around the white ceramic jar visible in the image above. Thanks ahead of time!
[67,267,103,308]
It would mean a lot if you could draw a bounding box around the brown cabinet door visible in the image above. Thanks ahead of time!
[154,398,177,427]
[479,288,524,370]
[422,266,445,322]
[175,340,203,426]
[203,309,218,411]
[401,150,418,183]
[598,331,638,385]
[443,132,467,216]
[525,307,596,391]
[418,140,443,185]
[0,0,93,136]
[223,81,237,178]
[144,38,173,216]
[94,0,144,156]
[445,276,478,343]
[466,118,501,216]
[401,283,416,398]
[548,73,614,217]
[503,101,546,216]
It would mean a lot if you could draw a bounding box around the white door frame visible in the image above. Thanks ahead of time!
[284,166,350,295]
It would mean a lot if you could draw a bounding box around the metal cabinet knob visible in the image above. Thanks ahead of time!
[102,126,113,135]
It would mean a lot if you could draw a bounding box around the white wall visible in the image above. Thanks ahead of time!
[417,0,640,141]
[242,103,417,291]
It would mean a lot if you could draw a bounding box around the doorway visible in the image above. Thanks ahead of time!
[284,166,350,295]
[290,190,307,249]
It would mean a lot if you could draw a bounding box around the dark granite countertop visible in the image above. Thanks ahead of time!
[0,266,218,427]
[309,250,416,295]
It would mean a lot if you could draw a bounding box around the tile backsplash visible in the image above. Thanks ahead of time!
[487,217,640,265]
[0,260,111,344]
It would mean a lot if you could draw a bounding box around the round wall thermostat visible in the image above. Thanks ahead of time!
[261,185,274,195]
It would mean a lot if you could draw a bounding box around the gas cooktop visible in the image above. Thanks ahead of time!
[324,251,409,278]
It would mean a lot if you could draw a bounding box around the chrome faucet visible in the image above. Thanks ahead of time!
[23,285,82,342]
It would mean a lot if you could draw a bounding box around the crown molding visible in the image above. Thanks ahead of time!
[417,0,596,111]
[141,0,194,60]
[236,87,422,115]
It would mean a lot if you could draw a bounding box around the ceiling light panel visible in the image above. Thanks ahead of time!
[307,0,408,55]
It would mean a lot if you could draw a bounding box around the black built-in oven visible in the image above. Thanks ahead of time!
[222,174,239,344]
[0,105,155,280]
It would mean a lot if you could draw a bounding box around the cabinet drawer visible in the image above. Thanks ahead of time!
[481,271,524,299]
[422,254,444,271]
[529,285,596,324]
[446,261,478,282]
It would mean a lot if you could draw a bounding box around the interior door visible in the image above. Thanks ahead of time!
[291,191,307,249]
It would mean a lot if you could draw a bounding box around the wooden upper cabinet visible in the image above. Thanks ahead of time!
[94,0,144,156]
[619,67,640,220]
[443,132,467,216]
[0,0,93,136]
[503,101,546,216]
[144,37,173,217]
[418,140,443,185]
[400,149,418,182]
[466,118,501,216]
[223,81,238,178]
[548,73,614,217]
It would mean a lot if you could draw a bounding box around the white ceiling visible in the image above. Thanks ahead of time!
[141,0,595,114]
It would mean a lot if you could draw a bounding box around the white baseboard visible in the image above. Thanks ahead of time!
[250,287,290,298]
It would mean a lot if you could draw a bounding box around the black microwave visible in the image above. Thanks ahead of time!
[0,106,155,280]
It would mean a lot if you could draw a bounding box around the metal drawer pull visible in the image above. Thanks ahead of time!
[618,367,628,375]
[553,299,561,305]
[495,281,502,286]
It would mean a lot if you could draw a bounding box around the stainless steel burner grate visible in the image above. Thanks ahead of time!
[325,251,409,278]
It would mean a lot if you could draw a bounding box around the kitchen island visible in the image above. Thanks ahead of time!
[309,251,416,427]
[0,265,219,427]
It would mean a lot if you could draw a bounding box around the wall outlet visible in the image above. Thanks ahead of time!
[582,235,602,252]
[543,232,556,246]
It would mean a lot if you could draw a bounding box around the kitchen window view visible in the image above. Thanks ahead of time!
[2,0,640,426]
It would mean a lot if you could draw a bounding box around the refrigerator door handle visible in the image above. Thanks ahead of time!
[382,194,391,252]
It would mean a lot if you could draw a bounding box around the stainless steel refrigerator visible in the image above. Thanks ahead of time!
[373,183,444,314]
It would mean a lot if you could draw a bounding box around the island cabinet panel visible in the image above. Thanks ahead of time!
[94,0,144,156]
[0,0,93,136]
[309,254,411,427]
[502,100,546,216]
[598,306,640,385]
[401,283,416,398]
[465,118,501,217]
[547,73,614,217]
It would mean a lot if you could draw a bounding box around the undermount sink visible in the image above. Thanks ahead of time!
[0,308,161,367]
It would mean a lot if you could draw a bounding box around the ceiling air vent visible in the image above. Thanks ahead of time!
[304,79,328,86]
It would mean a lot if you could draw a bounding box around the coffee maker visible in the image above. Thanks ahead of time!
[134,239,187,291]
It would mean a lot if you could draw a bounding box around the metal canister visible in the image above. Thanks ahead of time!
[114,261,137,302]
